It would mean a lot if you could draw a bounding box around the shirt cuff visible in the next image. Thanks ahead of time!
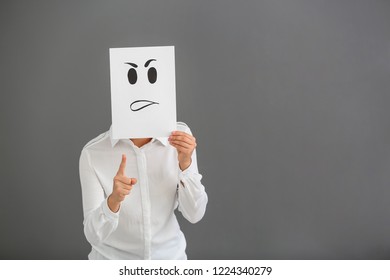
[102,198,120,221]
[179,160,194,179]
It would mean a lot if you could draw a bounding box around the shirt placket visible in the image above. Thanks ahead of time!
[134,148,152,260]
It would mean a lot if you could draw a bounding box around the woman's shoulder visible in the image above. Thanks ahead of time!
[176,121,193,135]
[82,130,111,151]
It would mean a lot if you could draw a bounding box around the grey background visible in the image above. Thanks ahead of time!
[0,0,389,259]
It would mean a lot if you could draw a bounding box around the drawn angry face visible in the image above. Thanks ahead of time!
[125,59,159,111]
[109,46,176,139]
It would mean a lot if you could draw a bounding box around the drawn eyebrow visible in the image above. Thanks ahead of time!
[144,59,156,67]
[125,62,138,68]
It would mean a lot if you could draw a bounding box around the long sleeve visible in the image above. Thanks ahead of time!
[79,149,119,245]
[176,124,208,224]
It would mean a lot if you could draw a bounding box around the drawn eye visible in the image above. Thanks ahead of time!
[148,67,157,84]
[127,68,137,85]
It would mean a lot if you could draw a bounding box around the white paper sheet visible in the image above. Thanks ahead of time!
[109,46,176,139]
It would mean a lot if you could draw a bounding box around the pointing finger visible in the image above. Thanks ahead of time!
[117,154,127,176]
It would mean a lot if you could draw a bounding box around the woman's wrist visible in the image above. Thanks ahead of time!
[107,195,120,213]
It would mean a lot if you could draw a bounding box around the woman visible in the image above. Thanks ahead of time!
[79,122,208,259]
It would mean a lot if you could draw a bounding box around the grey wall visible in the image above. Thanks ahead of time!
[1,0,390,259]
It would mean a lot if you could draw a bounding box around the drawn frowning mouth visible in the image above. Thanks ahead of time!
[130,100,159,112]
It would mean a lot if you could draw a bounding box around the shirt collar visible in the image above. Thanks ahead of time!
[109,126,119,147]
[109,126,169,147]
[153,137,169,146]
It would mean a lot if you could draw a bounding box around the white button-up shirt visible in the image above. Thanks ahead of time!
[79,122,207,260]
